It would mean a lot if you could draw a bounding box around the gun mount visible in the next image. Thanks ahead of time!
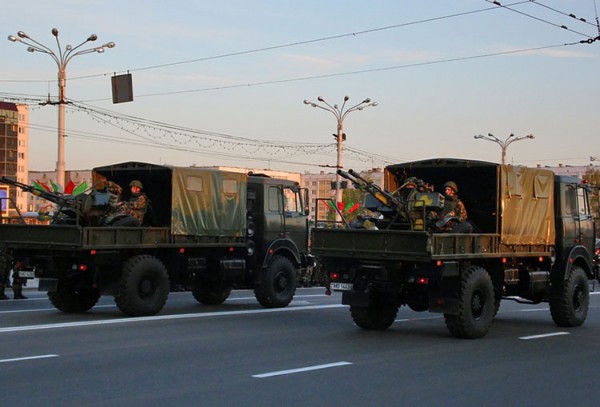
[337,169,445,231]
[0,177,137,226]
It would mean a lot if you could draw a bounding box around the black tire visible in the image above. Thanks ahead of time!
[109,216,141,227]
[48,279,100,313]
[493,289,502,317]
[444,266,495,339]
[254,255,297,308]
[549,266,589,327]
[115,255,169,316]
[350,296,398,330]
[192,280,232,305]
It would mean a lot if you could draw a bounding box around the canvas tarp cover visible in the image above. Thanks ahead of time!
[171,167,247,236]
[500,165,555,245]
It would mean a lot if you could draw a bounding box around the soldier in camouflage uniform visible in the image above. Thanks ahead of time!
[123,180,149,224]
[0,253,9,300]
[0,253,26,299]
[436,181,472,233]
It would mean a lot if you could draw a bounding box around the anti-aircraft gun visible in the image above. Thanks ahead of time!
[337,169,445,231]
[0,177,138,226]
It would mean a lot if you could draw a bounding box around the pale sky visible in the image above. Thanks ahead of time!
[2,0,599,174]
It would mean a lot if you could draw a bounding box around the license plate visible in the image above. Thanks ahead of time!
[18,270,35,278]
[330,282,353,291]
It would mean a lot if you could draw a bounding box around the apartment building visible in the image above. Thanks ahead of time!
[0,101,29,215]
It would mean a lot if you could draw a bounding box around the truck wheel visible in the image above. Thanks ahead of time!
[549,266,589,327]
[444,266,495,339]
[254,255,297,308]
[115,255,169,316]
[48,279,100,313]
[350,296,398,330]
[192,280,232,305]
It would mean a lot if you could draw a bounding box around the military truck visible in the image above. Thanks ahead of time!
[312,158,596,339]
[0,162,313,316]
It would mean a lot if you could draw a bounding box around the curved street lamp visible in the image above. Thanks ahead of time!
[473,133,534,165]
[8,28,115,188]
[304,96,377,224]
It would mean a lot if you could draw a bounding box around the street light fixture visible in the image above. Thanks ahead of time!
[304,95,377,224]
[8,28,115,188]
[473,132,534,165]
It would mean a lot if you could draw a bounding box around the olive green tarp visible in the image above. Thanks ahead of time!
[500,165,555,246]
[171,168,247,237]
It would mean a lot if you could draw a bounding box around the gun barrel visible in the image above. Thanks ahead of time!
[348,169,369,184]
[336,169,352,180]
[0,177,68,206]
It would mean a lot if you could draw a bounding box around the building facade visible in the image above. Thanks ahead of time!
[0,101,29,215]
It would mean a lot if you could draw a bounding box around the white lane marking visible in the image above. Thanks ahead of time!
[252,361,352,378]
[0,304,346,334]
[394,316,443,323]
[227,294,329,301]
[0,305,114,315]
[519,308,548,312]
[0,354,59,363]
[0,294,332,315]
[519,332,570,340]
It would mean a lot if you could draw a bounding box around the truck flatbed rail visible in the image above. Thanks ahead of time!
[311,228,553,261]
[0,224,245,251]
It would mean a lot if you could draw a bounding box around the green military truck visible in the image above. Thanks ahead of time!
[312,158,596,339]
[0,162,313,316]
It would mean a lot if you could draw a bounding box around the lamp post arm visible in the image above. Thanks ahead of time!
[320,99,338,116]
[65,46,102,65]
[25,36,55,56]
[53,34,65,63]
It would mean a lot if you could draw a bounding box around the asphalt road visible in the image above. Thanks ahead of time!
[2,286,600,407]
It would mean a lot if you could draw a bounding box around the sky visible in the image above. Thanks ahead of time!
[2,0,599,174]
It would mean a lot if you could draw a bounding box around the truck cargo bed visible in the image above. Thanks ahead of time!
[0,224,245,251]
[311,229,552,261]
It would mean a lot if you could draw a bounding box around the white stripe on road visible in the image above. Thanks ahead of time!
[0,304,346,334]
[252,361,352,378]
[0,304,115,315]
[0,293,331,315]
[0,354,59,363]
[519,332,570,340]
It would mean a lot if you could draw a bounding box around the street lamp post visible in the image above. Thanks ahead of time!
[304,96,377,224]
[8,28,115,188]
[473,133,535,165]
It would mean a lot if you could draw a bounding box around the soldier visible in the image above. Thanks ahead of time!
[436,181,472,233]
[0,254,9,300]
[123,180,149,224]
[11,262,27,299]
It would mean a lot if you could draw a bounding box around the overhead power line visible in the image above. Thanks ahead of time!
[486,0,594,36]
[2,2,533,84]
[82,40,586,102]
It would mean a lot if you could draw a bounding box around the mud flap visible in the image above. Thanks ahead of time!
[428,275,460,314]
[39,278,58,292]
[341,291,370,307]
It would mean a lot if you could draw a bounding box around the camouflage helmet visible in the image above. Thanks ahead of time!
[129,180,143,189]
[444,181,458,194]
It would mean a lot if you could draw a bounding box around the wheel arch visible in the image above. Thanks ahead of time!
[260,238,301,269]
[555,246,594,280]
